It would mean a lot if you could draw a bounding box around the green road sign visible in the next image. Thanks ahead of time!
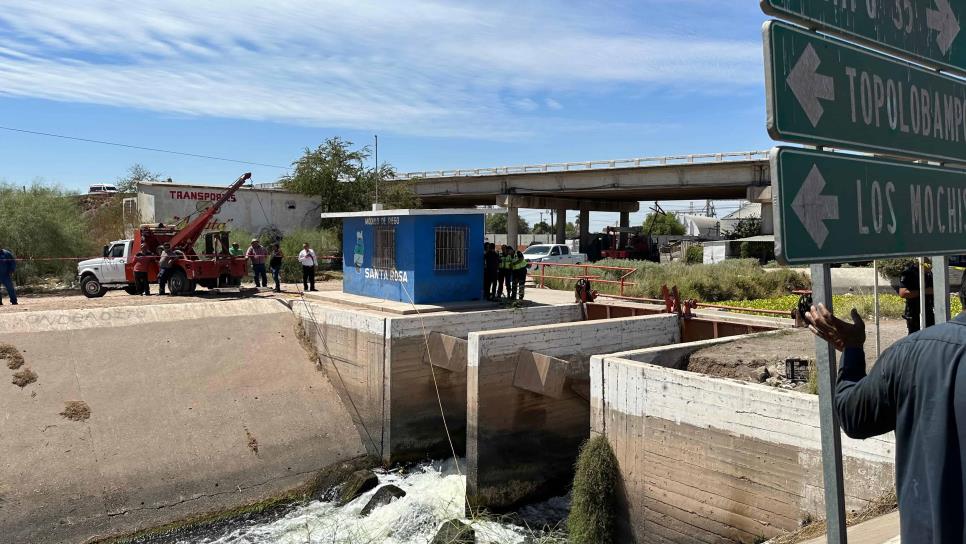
[762,0,964,74]
[772,147,966,265]
[765,21,966,163]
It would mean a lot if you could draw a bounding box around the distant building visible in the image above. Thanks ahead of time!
[718,202,762,235]
[321,208,492,304]
[133,181,320,237]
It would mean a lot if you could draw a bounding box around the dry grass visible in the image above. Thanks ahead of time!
[0,343,25,370]
[768,491,898,543]
[245,427,259,455]
[60,401,91,421]
[294,318,323,369]
[11,367,37,388]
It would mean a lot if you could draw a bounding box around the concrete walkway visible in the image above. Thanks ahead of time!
[801,511,900,544]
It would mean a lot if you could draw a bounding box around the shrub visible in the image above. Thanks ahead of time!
[539,259,810,302]
[0,183,96,286]
[685,245,704,264]
[878,258,917,280]
[569,435,620,544]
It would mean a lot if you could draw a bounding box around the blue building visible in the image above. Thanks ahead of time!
[320,209,492,304]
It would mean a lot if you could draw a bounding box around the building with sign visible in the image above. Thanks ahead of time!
[320,209,491,304]
[132,181,320,237]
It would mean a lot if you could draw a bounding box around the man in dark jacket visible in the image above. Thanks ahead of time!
[807,285,966,543]
[898,260,935,335]
[0,246,17,305]
[484,243,501,301]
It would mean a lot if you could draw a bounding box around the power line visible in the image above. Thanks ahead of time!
[0,125,290,169]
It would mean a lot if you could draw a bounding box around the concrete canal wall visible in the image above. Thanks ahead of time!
[591,354,897,543]
[466,313,680,509]
[0,300,365,544]
[292,300,583,463]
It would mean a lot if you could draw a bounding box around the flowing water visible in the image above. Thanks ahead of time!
[169,459,568,544]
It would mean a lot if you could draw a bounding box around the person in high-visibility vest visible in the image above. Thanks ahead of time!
[497,245,514,299]
[512,250,529,300]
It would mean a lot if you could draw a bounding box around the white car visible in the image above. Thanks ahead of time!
[87,184,119,195]
[522,244,587,270]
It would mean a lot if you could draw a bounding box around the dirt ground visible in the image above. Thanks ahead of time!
[688,318,910,383]
[0,280,342,313]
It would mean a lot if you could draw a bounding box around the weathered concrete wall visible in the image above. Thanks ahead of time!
[0,300,364,544]
[386,304,582,463]
[293,300,583,462]
[592,358,896,543]
[291,300,388,458]
[467,313,680,509]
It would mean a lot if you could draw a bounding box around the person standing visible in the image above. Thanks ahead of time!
[298,243,318,292]
[229,242,244,257]
[269,244,284,293]
[133,246,152,295]
[246,239,268,288]
[899,260,935,335]
[512,250,529,300]
[805,283,966,543]
[484,243,501,301]
[497,245,512,300]
[0,246,18,305]
[157,243,177,296]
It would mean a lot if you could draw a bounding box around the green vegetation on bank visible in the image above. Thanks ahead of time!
[540,259,810,302]
[715,294,963,319]
[568,435,620,544]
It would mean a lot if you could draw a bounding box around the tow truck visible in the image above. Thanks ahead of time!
[77,173,252,298]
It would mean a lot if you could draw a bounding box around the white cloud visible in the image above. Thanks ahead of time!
[0,1,761,138]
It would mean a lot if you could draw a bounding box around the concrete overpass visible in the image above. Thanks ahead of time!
[395,151,772,248]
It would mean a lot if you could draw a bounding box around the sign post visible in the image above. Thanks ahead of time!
[761,0,964,74]
[764,21,966,164]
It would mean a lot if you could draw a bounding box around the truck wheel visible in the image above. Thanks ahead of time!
[81,275,107,298]
[187,281,197,294]
[167,269,189,295]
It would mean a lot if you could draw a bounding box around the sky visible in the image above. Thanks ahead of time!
[0,1,774,229]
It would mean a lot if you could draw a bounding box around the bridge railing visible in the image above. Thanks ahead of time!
[395,150,769,181]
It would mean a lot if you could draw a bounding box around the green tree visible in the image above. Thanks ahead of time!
[724,217,762,240]
[281,137,418,227]
[116,163,163,193]
[486,213,531,234]
[565,222,578,238]
[532,221,552,235]
[642,212,685,235]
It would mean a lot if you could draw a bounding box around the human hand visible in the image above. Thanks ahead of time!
[806,304,866,352]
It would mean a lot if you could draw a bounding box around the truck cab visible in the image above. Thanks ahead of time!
[77,240,136,297]
[522,243,587,270]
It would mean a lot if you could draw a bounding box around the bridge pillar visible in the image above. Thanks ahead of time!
[619,211,630,249]
[507,206,520,249]
[556,208,566,244]
[579,208,590,254]
[747,186,774,235]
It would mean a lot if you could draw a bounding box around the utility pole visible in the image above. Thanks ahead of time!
[373,134,381,210]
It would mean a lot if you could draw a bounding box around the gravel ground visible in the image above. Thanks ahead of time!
[0,280,342,313]
[687,317,910,384]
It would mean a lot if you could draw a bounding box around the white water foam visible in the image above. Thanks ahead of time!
[188,459,547,544]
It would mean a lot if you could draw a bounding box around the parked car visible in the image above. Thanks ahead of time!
[87,184,119,195]
[522,244,587,270]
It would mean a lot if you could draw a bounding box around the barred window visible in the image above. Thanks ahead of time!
[435,226,469,271]
[373,226,396,269]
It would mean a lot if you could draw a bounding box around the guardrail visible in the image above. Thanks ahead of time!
[533,262,638,297]
[395,150,769,181]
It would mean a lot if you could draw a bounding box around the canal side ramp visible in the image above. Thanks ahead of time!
[0,299,365,544]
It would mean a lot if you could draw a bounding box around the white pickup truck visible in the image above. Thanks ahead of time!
[522,244,587,270]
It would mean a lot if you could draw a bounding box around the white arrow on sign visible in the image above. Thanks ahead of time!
[786,43,835,128]
[792,165,839,249]
[927,0,960,55]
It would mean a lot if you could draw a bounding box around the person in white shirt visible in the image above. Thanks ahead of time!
[298,243,318,291]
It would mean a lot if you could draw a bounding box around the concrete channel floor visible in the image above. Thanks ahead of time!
[800,511,900,544]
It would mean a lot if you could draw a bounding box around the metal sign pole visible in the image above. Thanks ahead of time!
[873,259,881,357]
[932,256,951,324]
[811,263,848,544]
[919,257,927,331]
